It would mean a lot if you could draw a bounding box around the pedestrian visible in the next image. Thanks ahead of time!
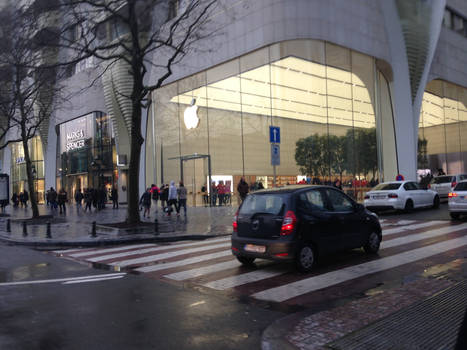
[237,177,249,203]
[150,184,159,214]
[217,180,225,206]
[210,181,218,206]
[111,186,119,209]
[161,184,169,211]
[11,193,19,207]
[49,187,58,210]
[177,181,187,217]
[257,182,264,190]
[333,178,342,190]
[437,168,446,176]
[167,180,179,216]
[75,188,84,212]
[22,190,29,208]
[57,188,67,214]
[139,188,152,218]
[84,188,92,212]
[201,183,208,206]
[45,188,50,206]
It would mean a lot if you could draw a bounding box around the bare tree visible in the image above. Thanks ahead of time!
[0,3,63,218]
[53,0,220,224]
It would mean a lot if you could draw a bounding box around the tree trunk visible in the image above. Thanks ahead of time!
[21,133,40,219]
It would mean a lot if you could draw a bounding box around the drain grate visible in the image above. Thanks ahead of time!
[327,279,467,350]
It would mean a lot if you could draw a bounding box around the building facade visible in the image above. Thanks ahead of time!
[2,0,467,206]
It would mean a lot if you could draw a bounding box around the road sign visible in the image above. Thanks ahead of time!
[269,126,280,144]
[271,144,280,166]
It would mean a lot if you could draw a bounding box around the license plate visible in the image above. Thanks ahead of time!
[373,195,386,199]
[244,244,266,253]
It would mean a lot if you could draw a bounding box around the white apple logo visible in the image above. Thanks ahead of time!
[184,98,199,129]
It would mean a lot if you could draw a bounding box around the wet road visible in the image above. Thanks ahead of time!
[0,244,284,350]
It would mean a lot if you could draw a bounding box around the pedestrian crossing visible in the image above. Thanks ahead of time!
[52,219,467,306]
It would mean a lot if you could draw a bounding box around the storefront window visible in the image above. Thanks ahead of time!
[150,39,389,205]
[56,112,116,199]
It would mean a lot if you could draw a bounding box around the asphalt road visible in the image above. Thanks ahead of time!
[376,202,455,221]
[0,244,284,350]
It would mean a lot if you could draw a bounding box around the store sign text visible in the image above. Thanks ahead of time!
[66,130,85,151]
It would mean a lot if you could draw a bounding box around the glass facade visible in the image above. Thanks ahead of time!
[10,136,45,203]
[419,80,467,175]
[149,40,395,205]
[56,112,116,199]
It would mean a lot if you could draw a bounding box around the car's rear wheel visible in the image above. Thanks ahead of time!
[432,195,440,209]
[364,231,381,254]
[450,212,460,220]
[295,244,316,273]
[404,199,414,213]
[236,256,256,265]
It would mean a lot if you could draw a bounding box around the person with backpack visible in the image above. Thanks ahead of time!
[139,188,152,218]
[150,184,159,214]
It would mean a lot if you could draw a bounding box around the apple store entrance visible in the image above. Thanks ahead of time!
[167,153,212,207]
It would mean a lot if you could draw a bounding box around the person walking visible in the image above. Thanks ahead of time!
[22,190,29,208]
[57,188,68,214]
[11,193,19,207]
[75,188,84,212]
[84,188,93,212]
[237,177,249,203]
[139,188,152,218]
[111,186,119,209]
[49,187,58,210]
[201,184,208,206]
[167,180,179,216]
[210,181,218,207]
[150,184,159,214]
[217,181,225,206]
[177,181,187,217]
[161,184,169,211]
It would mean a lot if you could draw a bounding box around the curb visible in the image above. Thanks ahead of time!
[261,311,308,350]
[0,232,232,248]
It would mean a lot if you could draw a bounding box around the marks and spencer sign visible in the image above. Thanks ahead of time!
[66,129,86,151]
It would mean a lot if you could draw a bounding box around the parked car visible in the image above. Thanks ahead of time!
[448,180,467,220]
[430,174,467,201]
[364,181,439,213]
[231,185,382,272]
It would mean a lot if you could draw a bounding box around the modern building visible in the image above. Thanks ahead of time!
[2,0,467,206]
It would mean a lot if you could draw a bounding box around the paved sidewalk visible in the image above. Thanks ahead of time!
[0,203,236,246]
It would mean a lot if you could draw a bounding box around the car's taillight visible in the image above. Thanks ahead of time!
[452,181,457,188]
[388,193,398,198]
[364,194,370,199]
[232,210,238,232]
[280,210,297,236]
[448,192,458,198]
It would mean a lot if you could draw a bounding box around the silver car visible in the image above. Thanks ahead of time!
[430,174,467,201]
[448,180,467,220]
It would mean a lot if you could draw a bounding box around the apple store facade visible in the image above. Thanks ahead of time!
[146,39,398,206]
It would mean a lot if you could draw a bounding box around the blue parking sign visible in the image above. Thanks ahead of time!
[269,126,280,144]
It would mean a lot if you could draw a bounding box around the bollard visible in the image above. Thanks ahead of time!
[22,221,27,236]
[6,219,10,233]
[46,221,51,238]
[154,218,159,235]
[91,221,97,237]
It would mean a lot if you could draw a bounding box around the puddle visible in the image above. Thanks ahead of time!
[0,262,51,282]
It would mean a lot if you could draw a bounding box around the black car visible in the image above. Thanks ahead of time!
[231,185,382,272]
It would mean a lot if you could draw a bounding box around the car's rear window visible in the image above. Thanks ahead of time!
[431,176,454,184]
[459,175,467,181]
[454,182,467,191]
[372,183,401,191]
[239,194,284,215]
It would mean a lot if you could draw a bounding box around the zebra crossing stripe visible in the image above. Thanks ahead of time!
[382,223,467,249]
[135,251,232,273]
[109,242,231,268]
[73,237,230,260]
[69,244,155,258]
[252,234,467,303]
[383,220,445,236]
[203,268,284,290]
[163,260,241,281]
[381,220,416,228]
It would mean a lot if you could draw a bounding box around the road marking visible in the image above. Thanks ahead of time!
[252,235,467,303]
[381,220,416,228]
[109,242,231,268]
[382,223,467,249]
[383,221,445,236]
[203,268,284,290]
[164,260,241,281]
[68,244,155,258]
[135,250,232,273]
[62,275,125,284]
[0,273,126,287]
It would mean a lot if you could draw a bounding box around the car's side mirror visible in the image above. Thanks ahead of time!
[355,203,365,212]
